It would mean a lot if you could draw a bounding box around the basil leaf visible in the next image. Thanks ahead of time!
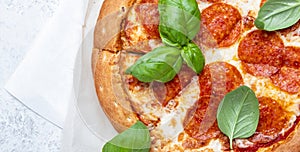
[217,86,259,149]
[102,121,150,152]
[159,0,200,47]
[126,46,183,83]
[255,0,300,31]
[181,42,205,74]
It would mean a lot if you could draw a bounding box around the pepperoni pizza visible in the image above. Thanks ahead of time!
[93,0,300,151]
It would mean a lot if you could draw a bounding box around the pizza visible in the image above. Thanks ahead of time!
[92,0,300,151]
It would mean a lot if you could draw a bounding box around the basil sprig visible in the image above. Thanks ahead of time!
[181,42,205,74]
[217,86,259,150]
[102,121,151,152]
[159,0,201,47]
[127,0,204,83]
[255,0,300,31]
[126,46,183,83]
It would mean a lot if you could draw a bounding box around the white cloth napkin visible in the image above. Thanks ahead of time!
[5,0,116,150]
[5,0,89,128]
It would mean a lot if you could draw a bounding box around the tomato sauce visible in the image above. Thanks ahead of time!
[270,67,300,94]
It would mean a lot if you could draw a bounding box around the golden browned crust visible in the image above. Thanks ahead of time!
[93,0,139,132]
[94,50,138,132]
[97,0,135,20]
[93,0,135,52]
[274,123,300,152]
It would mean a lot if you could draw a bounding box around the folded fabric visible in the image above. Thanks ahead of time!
[5,0,89,128]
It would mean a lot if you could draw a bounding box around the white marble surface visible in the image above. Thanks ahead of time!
[0,0,62,151]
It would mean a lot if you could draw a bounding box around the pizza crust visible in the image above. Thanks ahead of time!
[93,0,138,132]
[94,50,138,132]
[275,124,300,152]
[93,0,135,52]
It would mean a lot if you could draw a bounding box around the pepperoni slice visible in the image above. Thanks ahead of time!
[152,64,196,107]
[185,62,243,149]
[241,62,280,77]
[198,3,242,48]
[199,62,244,98]
[123,2,160,52]
[249,97,292,144]
[183,96,227,148]
[238,30,285,77]
[283,46,300,68]
[238,30,284,66]
[237,97,295,151]
[270,67,300,94]
[135,1,159,37]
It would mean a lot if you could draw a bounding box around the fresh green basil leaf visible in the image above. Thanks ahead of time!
[126,46,183,83]
[255,0,300,31]
[102,121,150,152]
[158,0,200,47]
[217,86,259,149]
[181,42,205,74]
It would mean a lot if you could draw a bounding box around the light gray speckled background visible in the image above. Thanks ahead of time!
[0,0,62,151]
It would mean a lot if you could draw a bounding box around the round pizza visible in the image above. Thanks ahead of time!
[92,0,300,151]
